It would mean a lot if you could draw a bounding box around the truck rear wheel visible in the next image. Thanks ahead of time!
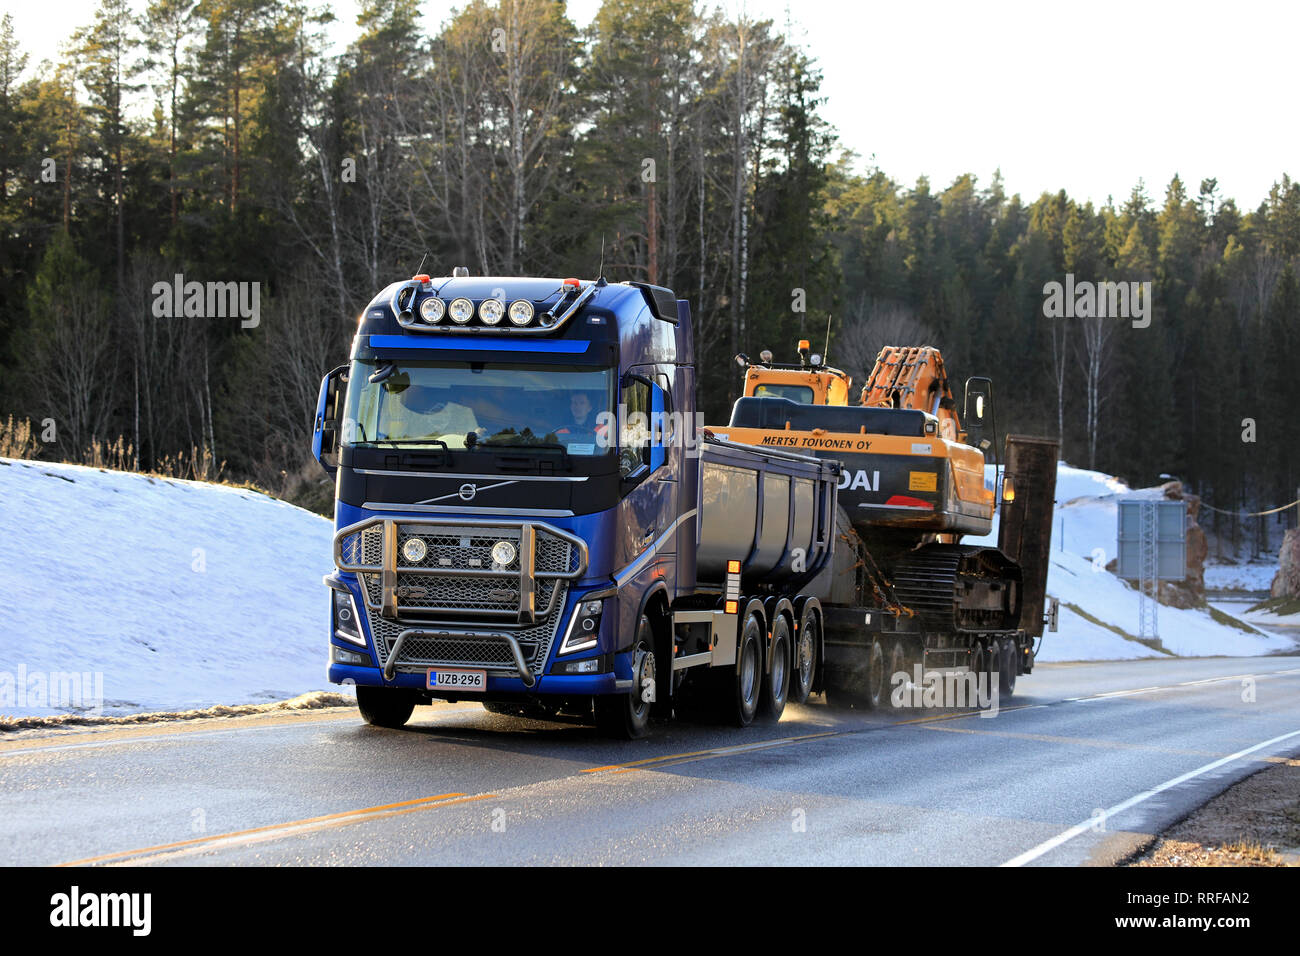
[594,614,655,739]
[759,613,792,719]
[357,686,417,729]
[790,605,819,705]
[721,612,763,727]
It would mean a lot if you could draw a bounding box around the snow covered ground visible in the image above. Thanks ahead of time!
[0,457,338,718]
[0,455,1293,719]
[973,464,1295,662]
[1203,563,1278,593]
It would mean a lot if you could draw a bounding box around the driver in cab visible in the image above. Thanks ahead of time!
[555,392,607,448]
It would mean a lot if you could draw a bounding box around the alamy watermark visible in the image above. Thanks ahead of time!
[0,665,104,714]
[1042,273,1152,329]
[890,665,1000,717]
[151,273,260,329]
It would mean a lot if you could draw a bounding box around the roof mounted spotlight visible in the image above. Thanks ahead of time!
[452,266,469,277]
[759,349,773,364]
[734,353,749,368]
[810,353,823,367]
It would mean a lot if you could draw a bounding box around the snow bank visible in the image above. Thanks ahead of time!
[0,457,339,718]
[975,462,1293,662]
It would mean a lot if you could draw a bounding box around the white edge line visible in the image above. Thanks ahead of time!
[1000,726,1300,867]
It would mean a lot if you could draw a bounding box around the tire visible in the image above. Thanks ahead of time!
[721,612,763,727]
[357,686,417,729]
[970,640,987,692]
[789,605,819,705]
[594,614,655,739]
[822,637,885,711]
[999,638,1017,699]
[881,637,910,710]
[759,613,792,719]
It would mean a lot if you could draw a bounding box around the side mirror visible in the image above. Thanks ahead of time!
[313,365,349,475]
[963,376,996,468]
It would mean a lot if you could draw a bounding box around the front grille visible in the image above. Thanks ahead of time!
[337,519,580,618]
[364,585,569,676]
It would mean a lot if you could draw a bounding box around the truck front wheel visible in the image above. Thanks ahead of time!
[357,686,418,729]
[595,614,655,739]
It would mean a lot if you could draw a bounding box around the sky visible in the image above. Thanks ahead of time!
[8,0,1297,211]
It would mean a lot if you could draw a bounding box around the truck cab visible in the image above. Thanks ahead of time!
[314,273,697,735]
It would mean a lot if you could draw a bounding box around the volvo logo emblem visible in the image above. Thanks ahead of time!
[458,483,477,501]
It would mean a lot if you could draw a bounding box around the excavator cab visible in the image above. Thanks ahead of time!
[737,340,853,407]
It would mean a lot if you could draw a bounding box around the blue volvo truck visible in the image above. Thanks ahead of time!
[313,271,1055,738]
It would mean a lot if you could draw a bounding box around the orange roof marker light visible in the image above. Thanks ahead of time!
[562,277,581,287]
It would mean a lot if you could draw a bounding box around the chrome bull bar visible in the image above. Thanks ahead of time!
[383,628,535,686]
[333,516,587,625]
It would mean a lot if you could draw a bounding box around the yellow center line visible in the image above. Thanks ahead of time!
[56,791,492,867]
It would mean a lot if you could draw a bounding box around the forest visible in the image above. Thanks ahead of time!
[0,0,1297,550]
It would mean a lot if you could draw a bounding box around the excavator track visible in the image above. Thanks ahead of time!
[887,544,1022,632]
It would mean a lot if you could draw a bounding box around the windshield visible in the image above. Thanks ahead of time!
[342,359,616,456]
[754,383,814,403]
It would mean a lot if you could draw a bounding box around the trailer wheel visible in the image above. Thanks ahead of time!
[759,613,792,719]
[595,614,655,739]
[999,639,1017,699]
[822,637,886,710]
[881,638,910,711]
[722,613,763,727]
[357,686,417,729]
[790,606,819,705]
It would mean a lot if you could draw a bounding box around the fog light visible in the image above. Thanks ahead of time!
[556,658,600,675]
[331,644,371,666]
[491,540,516,567]
[402,537,428,563]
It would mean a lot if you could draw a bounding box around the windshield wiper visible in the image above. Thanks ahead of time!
[364,438,452,449]
[479,440,571,466]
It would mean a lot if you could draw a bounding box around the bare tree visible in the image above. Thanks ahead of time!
[835,295,935,384]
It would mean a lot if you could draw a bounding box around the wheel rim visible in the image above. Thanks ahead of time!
[632,644,654,720]
[796,620,815,690]
[740,626,759,708]
[771,621,789,704]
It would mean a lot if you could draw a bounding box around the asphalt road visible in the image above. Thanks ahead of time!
[3,655,1299,866]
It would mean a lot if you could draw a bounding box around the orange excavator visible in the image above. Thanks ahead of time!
[714,339,1057,654]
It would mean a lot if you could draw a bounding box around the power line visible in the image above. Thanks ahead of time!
[1198,498,1300,518]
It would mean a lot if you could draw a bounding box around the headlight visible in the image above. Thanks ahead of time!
[448,297,474,324]
[419,296,445,323]
[332,588,365,646]
[559,596,604,655]
[491,540,517,567]
[402,537,428,563]
[508,299,534,326]
[478,298,505,325]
